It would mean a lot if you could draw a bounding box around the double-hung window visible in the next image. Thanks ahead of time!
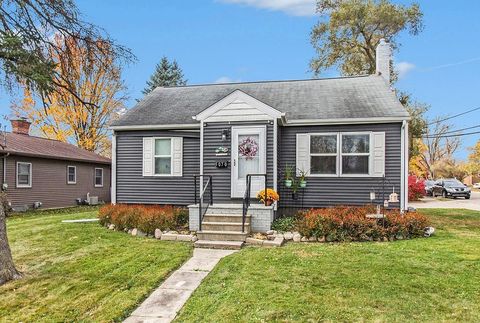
[67,166,76,184]
[17,162,32,188]
[297,131,385,178]
[310,134,338,175]
[154,138,172,175]
[341,134,370,175]
[143,137,183,177]
[95,168,103,187]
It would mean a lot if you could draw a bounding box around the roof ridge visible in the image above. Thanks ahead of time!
[159,74,372,89]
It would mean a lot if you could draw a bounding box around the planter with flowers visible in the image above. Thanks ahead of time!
[283,164,294,188]
[256,188,280,206]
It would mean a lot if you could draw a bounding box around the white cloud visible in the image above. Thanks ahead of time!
[395,61,415,79]
[214,76,242,83]
[218,0,316,16]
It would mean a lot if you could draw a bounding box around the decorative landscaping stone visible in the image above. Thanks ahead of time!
[284,232,294,240]
[246,237,264,245]
[191,236,198,242]
[275,233,284,239]
[267,234,276,240]
[154,229,162,239]
[167,230,179,235]
[308,237,317,242]
[300,236,308,242]
[108,224,115,230]
[128,229,132,234]
[266,230,275,235]
[317,236,326,242]
[136,230,147,237]
[293,233,302,242]
[177,234,194,242]
[161,233,177,241]
[131,228,138,236]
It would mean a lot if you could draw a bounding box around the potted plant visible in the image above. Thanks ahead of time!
[298,169,308,188]
[256,188,280,206]
[284,164,294,188]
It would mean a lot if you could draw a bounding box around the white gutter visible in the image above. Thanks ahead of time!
[285,116,410,126]
[110,124,200,131]
[200,121,204,176]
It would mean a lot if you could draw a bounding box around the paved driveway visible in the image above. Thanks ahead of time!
[410,191,480,211]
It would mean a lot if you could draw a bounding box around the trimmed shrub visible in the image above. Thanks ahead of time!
[408,175,426,201]
[272,216,297,232]
[98,204,188,235]
[295,205,429,242]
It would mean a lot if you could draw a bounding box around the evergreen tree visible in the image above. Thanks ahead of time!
[142,57,187,95]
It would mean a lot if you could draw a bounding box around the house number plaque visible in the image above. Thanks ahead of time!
[216,161,229,168]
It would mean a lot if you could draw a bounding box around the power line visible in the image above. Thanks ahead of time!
[422,130,480,139]
[422,124,480,138]
[426,107,480,126]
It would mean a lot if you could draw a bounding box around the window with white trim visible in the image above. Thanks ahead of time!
[310,134,338,175]
[67,166,76,184]
[298,132,384,177]
[341,134,370,175]
[95,168,103,187]
[17,162,32,188]
[143,137,183,177]
[154,138,172,175]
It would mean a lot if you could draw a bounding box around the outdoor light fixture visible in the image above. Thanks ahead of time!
[221,129,230,141]
[369,189,376,201]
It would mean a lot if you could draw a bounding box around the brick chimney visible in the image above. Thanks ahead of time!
[11,118,31,135]
[376,38,392,84]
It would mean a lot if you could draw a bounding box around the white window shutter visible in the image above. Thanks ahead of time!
[371,132,385,177]
[172,137,183,176]
[143,137,154,176]
[296,134,310,176]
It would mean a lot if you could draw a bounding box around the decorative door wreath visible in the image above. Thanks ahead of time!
[238,137,258,160]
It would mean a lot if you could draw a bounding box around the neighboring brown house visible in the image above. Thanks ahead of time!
[0,119,111,211]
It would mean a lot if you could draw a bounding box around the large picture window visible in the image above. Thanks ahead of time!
[17,162,32,188]
[154,138,172,175]
[310,134,338,175]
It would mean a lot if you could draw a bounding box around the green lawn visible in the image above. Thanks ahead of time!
[0,209,192,322]
[176,209,480,322]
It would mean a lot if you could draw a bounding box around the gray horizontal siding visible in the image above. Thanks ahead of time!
[203,121,274,202]
[4,156,110,209]
[278,123,402,209]
[115,130,199,205]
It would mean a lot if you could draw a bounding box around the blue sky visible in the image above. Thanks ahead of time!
[1,0,479,159]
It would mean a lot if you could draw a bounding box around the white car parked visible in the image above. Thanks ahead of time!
[473,183,480,189]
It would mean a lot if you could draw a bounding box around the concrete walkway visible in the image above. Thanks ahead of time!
[410,191,480,211]
[124,248,237,323]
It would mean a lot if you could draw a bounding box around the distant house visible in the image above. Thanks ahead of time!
[110,39,410,242]
[0,119,111,211]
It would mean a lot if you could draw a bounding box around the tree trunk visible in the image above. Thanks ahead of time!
[0,193,21,286]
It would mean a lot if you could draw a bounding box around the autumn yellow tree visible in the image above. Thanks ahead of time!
[13,35,126,156]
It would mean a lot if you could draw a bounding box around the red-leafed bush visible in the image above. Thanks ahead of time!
[408,175,426,201]
[98,204,188,234]
[295,205,429,242]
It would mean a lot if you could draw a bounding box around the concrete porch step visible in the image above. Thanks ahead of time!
[203,214,251,223]
[197,230,248,242]
[202,221,250,231]
[194,240,244,250]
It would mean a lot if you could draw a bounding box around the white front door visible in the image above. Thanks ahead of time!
[231,126,267,198]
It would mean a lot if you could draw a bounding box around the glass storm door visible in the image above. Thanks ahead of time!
[231,126,266,198]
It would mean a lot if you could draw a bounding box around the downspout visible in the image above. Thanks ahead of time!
[400,120,408,211]
[111,133,116,204]
[1,153,10,192]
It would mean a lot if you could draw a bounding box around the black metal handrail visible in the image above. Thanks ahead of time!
[242,173,267,233]
[194,175,213,231]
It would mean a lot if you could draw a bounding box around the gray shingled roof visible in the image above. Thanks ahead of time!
[113,75,409,127]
